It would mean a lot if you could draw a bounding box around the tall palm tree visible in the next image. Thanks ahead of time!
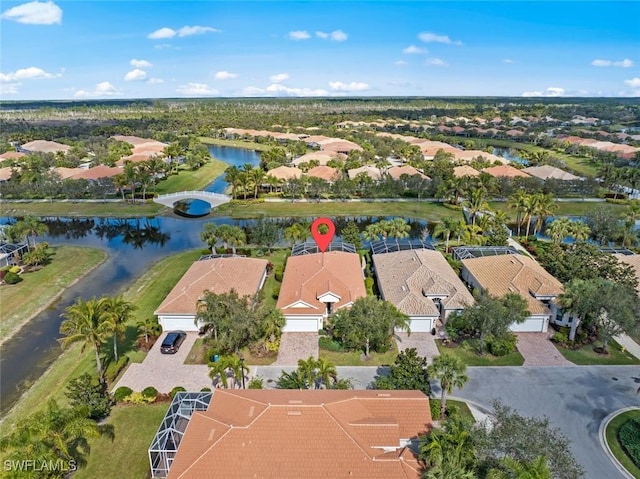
[200,223,219,253]
[433,217,459,251]
[363,223,383,242]
[533,193,557,235]
[545,217,572,244]
[224,166,242,199]
[13,216,48,249]
[522,193,540,238]
[226,355,249,388]
[122,160,138,201]
[463,188,489,226]
[101,296,137,363]
[226,226,246,255]
[249,167,265,199]
[315,357,337,389]
[113,173,128,201]
[208,357,230,388]
[297,356,318,389]
[495,456,552,479]
[284,222,309,246]
[137,316,161,344]
[384,217,411,239]
[569,221,591,243]
[508,190,529,237]
[428,353,469,419]
[59,298,112,380]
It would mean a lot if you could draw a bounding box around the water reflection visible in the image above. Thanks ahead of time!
[174,199,211,218]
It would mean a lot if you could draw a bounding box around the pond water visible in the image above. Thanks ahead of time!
[493,147,529,166]
[0,214,431,415]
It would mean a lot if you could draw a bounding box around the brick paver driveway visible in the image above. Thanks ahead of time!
[113,331,211,393]
[395,332,440,364]
[516,332,575,366]
[275,332,319,366]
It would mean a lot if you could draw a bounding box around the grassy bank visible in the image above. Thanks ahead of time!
[199,136,273,152]
[0,200,167,218]
[605,409,640,479]
[555,340,640,365]
[73,403,168,479]
[0,249,202,428]
[319,343,399,366]
[0,245,108,344]
[436,340,525,366]
[154,158,228,194]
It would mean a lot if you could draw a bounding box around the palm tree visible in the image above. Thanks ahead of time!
[315,357,337,389]
[508,190,529,237]
[13,216,48,249]
[102,296,137,363]
[463,188,489,226]
[59,297,112,380]
[226,226,246,255]
[545,218,572,244]
[249,167,265,199]
[284,222,309,246]
[363,222,383,242]
[200,223,219,253]
[137,316,161,344]
[570,221,591,243]
[136,163,153,201]
[226,355,249,388]
[497,456,552,479]
[297,356,318,389]
[433,217,459,251]
[209,357,230,388]
[428,353,469,419]
[239,171,252,200]
[0,399,113,470]
[145,156,166,194]
[384,217,411,239]
[122,160,138,201]
[522,193,540,238]
[532,193,557,235]
[276,369,309,389]
[113,173,128,201]
[224,166,242,199]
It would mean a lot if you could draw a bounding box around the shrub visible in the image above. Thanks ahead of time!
[487,334,518,357]
[123,391,155,404]
[319,336,344,352]
[9,266,21,274]
[142,386,158,399]
[364,277,374,296]
[105,355,130,384]
[247,377,264,389]
[170,386,186,399]
[114,386,133,402]
[551,331,568,344]
[200,387,212,392]
[430,399,442,419]
[65,373,112,420]
[274,265,284,282]
[619,418,640,468]
[4,271,22,284]
[272,285,281,300]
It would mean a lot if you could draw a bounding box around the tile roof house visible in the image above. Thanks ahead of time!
[453,165,481,178]
[266,165,303,181]
[292,151,344,166]
[386,165,430,180]
[0,151,26,162]
[306,165,339,182]
[165,389,431,479]
[348,165,383,181]
[155,256,268,331]
[481,164,531,179]
[277,252,366,332]
[522,165,581,181]
[373,249,474,332]
[460,254,567,332]
[20,140,71,155]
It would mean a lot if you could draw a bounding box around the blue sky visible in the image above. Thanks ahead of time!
[1,1,639,100]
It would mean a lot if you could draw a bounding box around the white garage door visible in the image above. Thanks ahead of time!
[159,316,198,332]
[283,318,320,332]
[510,317,547,333]
[406,318,434,333]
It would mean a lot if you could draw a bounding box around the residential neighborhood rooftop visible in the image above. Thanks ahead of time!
[522,165,581,181]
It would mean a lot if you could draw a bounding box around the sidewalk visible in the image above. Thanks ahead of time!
[614,334,640,360]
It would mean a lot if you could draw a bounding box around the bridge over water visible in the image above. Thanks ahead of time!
[153,191,231,208]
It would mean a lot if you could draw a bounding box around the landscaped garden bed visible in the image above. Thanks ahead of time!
[605,409,640,479]
[435,339,525,366]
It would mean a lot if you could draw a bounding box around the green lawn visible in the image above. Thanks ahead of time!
[73,403,168,479]
[199,136,273,152]
[0,245,107,343]
[0,249,202,429]
[490,200,627,220]
[0,201,167,218]
[319,342,399,366]
[554,340,640,365]
[605,409,640,479]
[435,340,525,366]
[154,158,228,194]
[261,248,288,310]
[446,399,475,424]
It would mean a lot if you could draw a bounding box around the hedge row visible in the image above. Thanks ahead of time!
[618,418,640,468]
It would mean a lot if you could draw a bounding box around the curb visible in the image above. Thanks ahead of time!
[598,407,639,479]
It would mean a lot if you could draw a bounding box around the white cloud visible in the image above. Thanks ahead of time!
[395,60,408,66]
[1,0,62,25]
[154,43,173,50]
[148,78,164,84]
[418,32,462,45]
[130,59,152,68]
[148,25,218,39]
[425,58,447,67]
[269,73,289,83]
[624,77,640,88]
[315,30,348,41]
[522,87,566,97]
[124,69,147,81]
[288,30,311,40]
[176,82,219,96]
[0,83,20,95]
[178,25,219,37]
[403,45,424,54]
[74,81,118,98]
[503,58,514,64]
[0,66,60,82]
[241,86,265,96]
[329,81,370,92]
[265,83,328,96]
[214,71,238,80]
[592,58,634,68]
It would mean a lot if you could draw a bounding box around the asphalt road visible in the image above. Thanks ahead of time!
[254,365,640,479]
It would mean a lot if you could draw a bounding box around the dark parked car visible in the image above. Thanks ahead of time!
[160,331,186,354]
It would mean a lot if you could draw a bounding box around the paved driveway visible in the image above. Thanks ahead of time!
[113,331,211,393]
[516,332,575,367]
[395,332,439,364]
[275,332,319,366]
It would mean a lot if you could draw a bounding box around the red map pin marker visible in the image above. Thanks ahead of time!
[311,217,335,253]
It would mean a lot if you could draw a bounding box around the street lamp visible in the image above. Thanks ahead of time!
[239,356,246,389]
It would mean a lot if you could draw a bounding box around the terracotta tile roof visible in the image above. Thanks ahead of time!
[451,150,508,164]
[348,165,383,181]
[276,252,366,316]
[111,135,153,146]
[613,254,640,295]
[306,165,339,181]
[373,249,474,316]
[155,257,268,315]
[21,140,71,154]
[0,151,26,161]
[461,254,563,315]
[266,165,303,181]
[523,165,580,181]
[318,139,363,153]
[54,167,84,179]
[0,167,15,181]
[453,165,480,177]
[74,165,122,180]
[167,389,430,479]
[292,151,343,166]
[481,164,531,178]
[387,165,429,180]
